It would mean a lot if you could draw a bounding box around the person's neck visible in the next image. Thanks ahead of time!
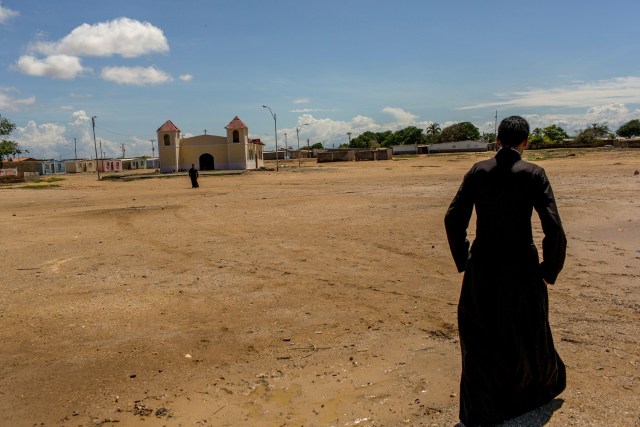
[497,140,527,154]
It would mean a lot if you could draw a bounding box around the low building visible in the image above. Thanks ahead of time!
[98,159,123,173]
[392,144,429,155]
[146,158,160,169]
[41,160,66,174]
[1,158,42,180]
[64,159,98,173]
[427,141,490,153]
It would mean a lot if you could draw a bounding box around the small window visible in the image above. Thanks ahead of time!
[233,130,240,143]
[164,134,170,146]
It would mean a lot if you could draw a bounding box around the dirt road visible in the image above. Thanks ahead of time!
[1,150,638,426]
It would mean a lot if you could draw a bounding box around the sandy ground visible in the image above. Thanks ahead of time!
[1,150,638,427]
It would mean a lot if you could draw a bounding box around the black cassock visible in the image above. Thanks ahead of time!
[189,167,199,188]
[444,148,567,426]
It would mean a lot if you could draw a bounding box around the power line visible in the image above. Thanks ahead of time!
[94,125,140,139]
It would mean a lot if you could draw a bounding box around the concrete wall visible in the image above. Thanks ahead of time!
[65,161,83,173]
[263,151,287,160]
[317,150,356,163]
[427,141,489,153]
[374,149,392,160]
[392,145,428,155]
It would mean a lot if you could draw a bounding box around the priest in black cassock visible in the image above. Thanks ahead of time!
[444,116,567,426]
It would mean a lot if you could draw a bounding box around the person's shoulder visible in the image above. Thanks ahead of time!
[470,157,497,172]
[518,157,545,173]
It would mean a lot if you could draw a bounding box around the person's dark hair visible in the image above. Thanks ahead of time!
[497,116,530,147]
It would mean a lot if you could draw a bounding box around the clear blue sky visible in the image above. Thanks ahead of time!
[2,0,640,159]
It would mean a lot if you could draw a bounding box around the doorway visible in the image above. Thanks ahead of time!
[199,153,214,171]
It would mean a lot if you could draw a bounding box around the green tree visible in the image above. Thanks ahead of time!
[425,123,441,144]
[398,126,424,145]
[349,131,391,149]
[529,124,569,146]
[380,132,398,147]
[302,142,324,150]
[529,128,545,145]
[574,123,610,145]
[0,116,16,136]
[426,123,441,136]
[438,122,480,142]
[480,132,496,142]
[616,119,640,138]
[543,124,569,143]
[0,116,23,160]
[381,126,424,147]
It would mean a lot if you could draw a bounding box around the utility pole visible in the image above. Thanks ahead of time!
[91,116,100,180]
[347,132,352,143]
[494,110,498,139]
[73,137,77,159]
[150,139,155,157]
[262,105,278,171]
[296,123,309,167]
[121,143,125,158]
[284,133,288,159]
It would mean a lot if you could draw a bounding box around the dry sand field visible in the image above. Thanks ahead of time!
[1,149,639,427]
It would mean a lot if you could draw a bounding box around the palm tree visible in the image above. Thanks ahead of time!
[427,123,441,135]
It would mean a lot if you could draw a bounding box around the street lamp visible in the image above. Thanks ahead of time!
[296,123,309,168]
[262,105,278,171]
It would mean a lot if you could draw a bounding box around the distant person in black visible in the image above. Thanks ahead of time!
[444,116,567,426]
[188,164,199,188]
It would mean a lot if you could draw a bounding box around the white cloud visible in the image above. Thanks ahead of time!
[71,110,91,127]
[293,97,310,105]
[0,88,35,111]
[462,76,640,110]
[101,66,173,85]
[0,2,18,24]
[524,104,640,135]
[15,120,68,159]
[28,17,169,58]
[382,107,417,124]
[259,108,446,151]
[10,110,161,159]
[14,110,153,159]
[179,74,193,82]
[15,54,86,79]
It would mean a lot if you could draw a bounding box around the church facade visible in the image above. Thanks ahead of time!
[157,116,264,173]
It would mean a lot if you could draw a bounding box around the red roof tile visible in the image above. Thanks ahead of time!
[249,138,264,145]
[157,120,180,133]
[225,116,248,129]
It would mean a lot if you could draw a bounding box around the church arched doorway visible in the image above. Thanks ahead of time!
[199,153,214,171]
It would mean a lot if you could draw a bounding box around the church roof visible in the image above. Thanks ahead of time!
[250,138,264,145]
[157,120,180,133]
[225,116,248,130]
